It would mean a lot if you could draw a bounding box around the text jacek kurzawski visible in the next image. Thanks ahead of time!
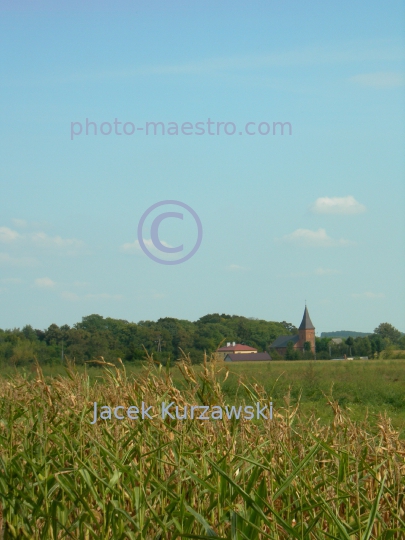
[90,402,273,424]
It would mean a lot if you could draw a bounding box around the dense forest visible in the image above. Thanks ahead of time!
[0,314,404,367]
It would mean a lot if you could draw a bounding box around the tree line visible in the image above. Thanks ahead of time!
[279,323,404,361]
[0,313,294,367]
[315,323,404,359]
[0,314,403,367]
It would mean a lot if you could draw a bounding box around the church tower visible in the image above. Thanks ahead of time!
[298,305,315,351]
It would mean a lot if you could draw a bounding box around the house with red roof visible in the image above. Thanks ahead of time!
[216,342,271,362]
[216,342,258,361]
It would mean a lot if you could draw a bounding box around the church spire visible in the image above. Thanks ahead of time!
[299,305,315,330]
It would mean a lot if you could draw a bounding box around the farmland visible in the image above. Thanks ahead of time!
[5,357,405,432]
[1,356,405,538]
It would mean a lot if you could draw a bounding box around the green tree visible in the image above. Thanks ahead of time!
[281,321,298,334]
[22,325,38,341]
[236,320,252,344]
[316,337,331,357]
[353,337,371,357]
[44,324,63,345]
[10,340,37,367]
[369,335,383,357]
[303,341,314,360]
[374,323,402,344]
[285,340,299,360]
[346,337,354,356]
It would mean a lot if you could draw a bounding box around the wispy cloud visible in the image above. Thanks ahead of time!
[5,40,403,87]
[0,252,38,267]
[34,277,56,288]
[120,239,143,253]
[30,232,84,254]
[352,291,385,299]
[139,45,404,76]
[11,219,27,229]
[0,224,84,256]
[350,72,405,88]
[0,227,21,243]
[12,218,51,230]
[311,196,366,215]
[281,228,351,247]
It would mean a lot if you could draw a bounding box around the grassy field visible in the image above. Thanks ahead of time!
[0,356,405,538]
[216,359,405,433]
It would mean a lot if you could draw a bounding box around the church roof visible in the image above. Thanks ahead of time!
[299,306,315,330]
[269,334,299,348]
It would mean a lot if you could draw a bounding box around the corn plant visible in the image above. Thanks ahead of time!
[0,354,404,539]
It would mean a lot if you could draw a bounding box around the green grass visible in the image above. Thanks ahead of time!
[217,359,405,434]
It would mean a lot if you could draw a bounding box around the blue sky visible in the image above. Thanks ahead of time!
[1,0,404,334]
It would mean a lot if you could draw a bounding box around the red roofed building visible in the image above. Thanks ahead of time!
[216,342,258,361]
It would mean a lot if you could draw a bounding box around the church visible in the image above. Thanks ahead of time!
[269,306,315,356]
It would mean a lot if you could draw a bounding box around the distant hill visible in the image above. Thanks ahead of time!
[321,331,371,338]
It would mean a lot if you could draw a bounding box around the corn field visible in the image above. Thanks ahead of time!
[0,355,404,539]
